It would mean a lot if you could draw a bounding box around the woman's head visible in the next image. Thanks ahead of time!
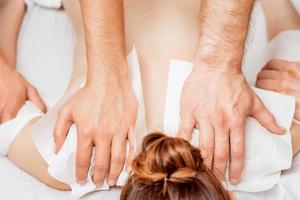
[121,132,231,200]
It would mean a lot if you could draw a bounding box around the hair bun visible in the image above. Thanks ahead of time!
[169,167,197,183]
[131,132,203,184]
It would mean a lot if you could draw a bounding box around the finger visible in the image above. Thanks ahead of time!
[107,133,127,186]
[177,114,196,141]
[257,70,280,81]
[198,118,214,169]
[228,192,237,200]
[229,120,245,185]
[288,81,300,94]
[92,136,112,187]
[255,79,279,91]
[27,86,47,113]
[1,101,21,122]
[53,106,73,153]
[212,126,229,179]
[125,127,135,173]
[76,133,93,185]
[252,97,285,134]
[263,60,288,71]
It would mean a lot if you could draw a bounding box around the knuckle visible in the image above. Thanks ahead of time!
[230,166,242,176]
[79,126,96,137]
[282,71,290,80]
[231,135,244,145]
[288,62,300,72]
[230,115,244,128]
[214,116,227,128]
[280,80,288,92]
[108,126,120,135]
[59,106,69,117]
[231,149,244,160]
[265,114,276,124]
[200,151,210,161]
[215,152,227,163]
[201,143,214,154]
[109,171,120,180]
[94,163,107,172]
[76,160,89,169]
[111,156,125,166]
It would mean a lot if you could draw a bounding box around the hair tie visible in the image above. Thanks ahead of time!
[163,175,168,196]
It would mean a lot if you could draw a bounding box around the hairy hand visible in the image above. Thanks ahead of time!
[54,79,137,187]
[178,67,284,184]
[256,59,300,120]
[0,63,46,123]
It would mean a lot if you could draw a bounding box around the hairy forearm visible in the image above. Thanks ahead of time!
[79,0,128,86]
[196,0,254,70]
[0,0,25,67]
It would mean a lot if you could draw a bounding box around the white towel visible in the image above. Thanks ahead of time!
[24,0,62,9]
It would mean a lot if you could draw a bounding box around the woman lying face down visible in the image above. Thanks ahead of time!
[121,133,235,200]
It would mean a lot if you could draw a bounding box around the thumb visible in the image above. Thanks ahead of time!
[252,96,285,134]
[53,106,73,154]
[27,85,47,113]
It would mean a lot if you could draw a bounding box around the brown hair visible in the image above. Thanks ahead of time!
[121,132,230,200]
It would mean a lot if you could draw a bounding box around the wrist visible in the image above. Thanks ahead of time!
[86,64,130,88]
[0,61,16,78]
[0,54,13,70]
[194,41,244,72]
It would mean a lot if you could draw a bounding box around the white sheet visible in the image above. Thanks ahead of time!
[0,1,300,200]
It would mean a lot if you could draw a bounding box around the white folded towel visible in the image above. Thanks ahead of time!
[24,0,62,9]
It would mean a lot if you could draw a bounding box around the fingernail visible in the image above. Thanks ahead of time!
[78,180,86,185]
[108,179,115,186]
[230,178,239,185]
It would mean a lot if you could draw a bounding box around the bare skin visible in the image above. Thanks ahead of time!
[262,0,300,40]
[6,0,300,191]
[0,0,46,122]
